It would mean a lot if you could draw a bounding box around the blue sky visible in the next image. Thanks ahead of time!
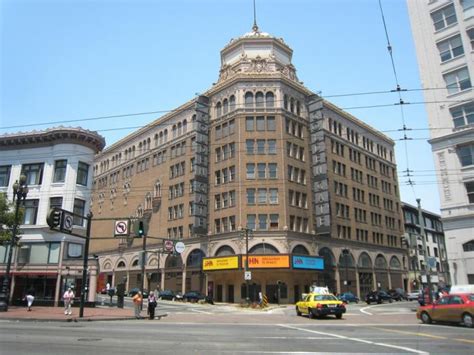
[1,0,441,212]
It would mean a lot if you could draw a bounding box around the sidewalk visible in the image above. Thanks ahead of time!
[0,305,141,322]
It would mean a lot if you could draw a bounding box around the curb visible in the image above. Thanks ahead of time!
[0,313,168,323]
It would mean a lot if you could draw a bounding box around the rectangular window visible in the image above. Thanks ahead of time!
[0,165,11,187]
[257,163,266,179]
[269,188,278,204]
[73,198,85,226]
[431,4,457,31]
[49,197,63,210]
[268,163,277,179]
[215,125,222,139]
[246,117,254,131]
[247,214,256,230]
[22,199,39,225]
[267,116,276,131]
[268,139,276,154]
[77,162,89,186]
[451,102,474,128]
[246,164,255,179]
[468,28,474,51]
[22,163,44,185]
[444,67,472,94]
[258,188,267,204]
[458,144,474,166]
[256,116,265,131]
[247,189,255,204]
[53,159,67,182]
[466,181,474,203]
[269,214,279,229]
[257,139,265,154]
[437,35,464,62]
[258,214,267,230]
[246,140,254,154]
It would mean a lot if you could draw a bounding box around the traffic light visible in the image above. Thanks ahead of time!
[47,208,62,229]
[133,219,148,237]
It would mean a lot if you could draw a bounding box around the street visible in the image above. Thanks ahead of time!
[1,301,472,354]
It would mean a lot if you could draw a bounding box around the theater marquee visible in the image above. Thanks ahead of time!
[202,256,239,271]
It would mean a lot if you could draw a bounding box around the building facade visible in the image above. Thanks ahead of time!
[91,26,408,303]
[401,202,450,290]
[0,127,105,305]
[407,0,474,284]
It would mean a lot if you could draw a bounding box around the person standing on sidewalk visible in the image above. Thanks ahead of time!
[63,287,75,315]
[132,291,142,319]
[147,291,157,320]
[25,288,35,311]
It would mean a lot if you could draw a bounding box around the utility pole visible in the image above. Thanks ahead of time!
[140,233,147,310]
[79,212,93,318]
[417,199,433,304]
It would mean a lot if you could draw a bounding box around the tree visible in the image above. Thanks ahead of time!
[0,193,22,246]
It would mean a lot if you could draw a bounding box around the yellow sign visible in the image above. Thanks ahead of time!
[202,256,239,271]
[242,255,290,269]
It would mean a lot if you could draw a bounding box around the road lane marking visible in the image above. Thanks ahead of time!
[374,326,474,345]
[278,324,428,354]
[454,338,474,344]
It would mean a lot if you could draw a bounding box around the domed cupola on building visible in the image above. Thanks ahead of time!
[218,23,298,83]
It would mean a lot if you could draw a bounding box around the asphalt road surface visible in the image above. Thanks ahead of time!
[1,300,472,354]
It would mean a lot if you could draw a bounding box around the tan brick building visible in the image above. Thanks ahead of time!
[90,25,408,303]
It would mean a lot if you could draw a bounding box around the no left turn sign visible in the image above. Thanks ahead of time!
[114,220,130,237]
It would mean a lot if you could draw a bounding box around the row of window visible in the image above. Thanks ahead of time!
[214,216,237,233]
[247,139,277,155]
[215,119,236,139]
[246,163,278,179]
[288,189,308,208]
[247,214,280,230]
[216,143,236,162]
[168,204,185,220]
[287,142,305,161]
[247,188,279,205]
[169,162,186,179]
[0,161,89,188]
[215,166,236,185]
[289,215,309,233]
[245,116,276,131]
[215,190,236,210]
[285,117,304,138]
[287,165,306,184]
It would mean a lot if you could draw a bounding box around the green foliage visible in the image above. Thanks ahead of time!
[0,193,22,246]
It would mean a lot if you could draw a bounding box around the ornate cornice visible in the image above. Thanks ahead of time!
[0,126,105,152]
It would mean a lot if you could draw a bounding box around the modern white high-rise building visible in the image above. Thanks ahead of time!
[407,0,474,285]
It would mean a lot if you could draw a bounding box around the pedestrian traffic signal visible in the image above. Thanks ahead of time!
[47,208,62,229]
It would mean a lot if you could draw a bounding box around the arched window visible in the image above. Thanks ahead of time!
[165,254,183,268]
[339,252,355,267]
[159,132,163,145]
[216,102,222,117]
[248,243,279,254]
[375,254,388,269]
[215,245,235,256]
[177,122,182,136]
[223,99,228,114]
[164,129,168,142]
[292,245,309,255]
[229,95,236,111]
[318,247,336,267]
[117,261,126,268]
[296,101,301,115]
[154,134,159,147]
[103,261,112,270]
[187,249,205,268]
[172,125,177,138]
[132,259,139,267]
[255,92,264,108]
[137,205,144,218]
[154,180,161,197]
[389,256,401,270]
[132,146,135,158]
[192,114,197,121]
[283,94,288,110]
[358,252,372,268]
[182,120,187,133]
[147,138,151,151]
[265,92,274,108]
[290,98,295,113]
[245,92,254,108]
[145,193,152,210]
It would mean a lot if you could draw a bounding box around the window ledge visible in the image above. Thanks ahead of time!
[446,87,473,99]
[440,54,465,66]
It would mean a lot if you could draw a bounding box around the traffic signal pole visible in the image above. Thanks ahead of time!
[79,212,93,318]
[140,233,147,310]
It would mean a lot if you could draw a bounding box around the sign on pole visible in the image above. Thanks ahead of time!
[163,239,174,253]
[62,212,74,233]
[175,242,185,254]
[244,271,252,281]
[114,220,130,237]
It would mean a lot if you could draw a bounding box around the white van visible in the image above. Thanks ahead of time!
[449,285,474,294]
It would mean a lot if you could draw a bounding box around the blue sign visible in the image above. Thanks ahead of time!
[292,255,324,270]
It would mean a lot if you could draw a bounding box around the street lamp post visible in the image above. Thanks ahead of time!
[0,175,28,312]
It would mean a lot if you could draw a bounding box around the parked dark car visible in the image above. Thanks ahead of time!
[365,290,393,304]
[128,288,148,298]
[388,288,407,301]
[337,292,359,303]
[158,289,179,301]
[182,291,213,304]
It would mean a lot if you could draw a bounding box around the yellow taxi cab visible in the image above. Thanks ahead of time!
[296,292,346,319]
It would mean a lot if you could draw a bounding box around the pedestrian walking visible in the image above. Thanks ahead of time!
[148,291,157,320]
[63,287,75,315]
[132,291,142,319]
[25,287,35,311]
[258,291,263,306]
